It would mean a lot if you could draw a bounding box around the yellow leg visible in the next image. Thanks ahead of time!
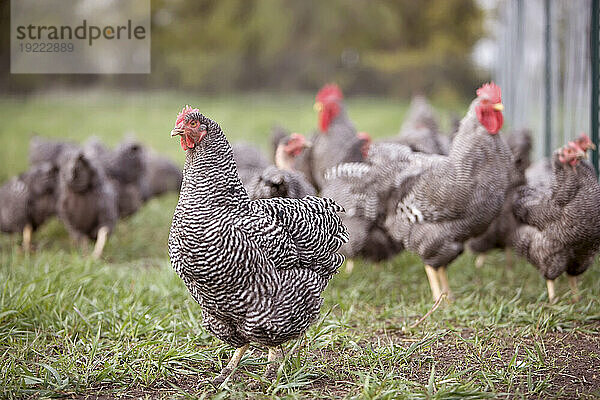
[568,275,580,302]
[92,226,109,259]
[264,346,279,381]
[212,344,250,387]
[345,259,355,274]
[546,279,556,303]
[475,254,486,269]
[22,224,32,252]
[437,266,453,301]
[425,265,442,301]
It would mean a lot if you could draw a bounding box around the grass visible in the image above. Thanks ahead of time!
[0,91,599,399]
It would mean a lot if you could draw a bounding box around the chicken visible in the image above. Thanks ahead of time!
[513,138,600,302]
[396,95,450,155]
[57,149,118,259]
[140,150,183,201]
[245,134,316,200]
[382,83,512,301]
[168,106,348,386]
[525,133,595,196]
[0,162,58,250]
[84,138,146,218]
[310,84,365,190]
[270,127,316,188]
[467,129,532,267]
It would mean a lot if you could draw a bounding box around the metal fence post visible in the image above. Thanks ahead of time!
[592,0,599,176]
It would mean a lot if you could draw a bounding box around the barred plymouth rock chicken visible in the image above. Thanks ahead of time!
[467,129,532,268]
[245,133,316,200]
[383,83,512,301]
[29,136,77,166]
[168,106,348,386]
[310,84,365,190]
[513,139,600,303]
[0,162,58,250]
[57,149,118,259]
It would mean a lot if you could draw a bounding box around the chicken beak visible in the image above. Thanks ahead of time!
[313,102,323,112]
[590,142,597,151]
[493,103,504,111]
[171,128,184,137]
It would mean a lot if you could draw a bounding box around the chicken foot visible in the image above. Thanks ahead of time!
[22,224,32,252]
[263,347,279,381]
[92,226,109,259]
[212,344,249,387]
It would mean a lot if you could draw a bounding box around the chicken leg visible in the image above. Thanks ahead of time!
[345,259,354,274]
[475,254,486,269]
[568,275,579,302]
[424,265,442,301]
[22,224,32,252]
[437,266,453,301]
[546,279,556,303]
[212,344,250,387]
[92,226,109,259]
[264,347,279,381]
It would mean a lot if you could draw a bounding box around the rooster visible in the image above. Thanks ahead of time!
[513,138,600,302]
[168,106,348,386]
[383,83,512,301]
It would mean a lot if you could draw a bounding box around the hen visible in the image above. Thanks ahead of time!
[168,106,348,386]
[0,162,58,250]
[383,83,512,300]
[245,133,316,200]
[140,149,183,201]
[396,95,450,155]
[467,129,532,268]
[513,139,600,302]
[57,149,118,259]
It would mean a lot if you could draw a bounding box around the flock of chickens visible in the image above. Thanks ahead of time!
[0,135,183,258]
[2,81,599,387]
[166,82,600,386]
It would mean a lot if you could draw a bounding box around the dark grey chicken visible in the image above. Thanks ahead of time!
[84,138,146,218]
[140,150,182,201]
[168,106,348,386]
[513,139,600,302]
[383,83,512,300]
[57,148,118,259]
[0,162,58,250]
[310,84,365,190]
[467,129,532,267]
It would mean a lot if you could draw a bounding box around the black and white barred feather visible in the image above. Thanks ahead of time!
[169,112,348,348]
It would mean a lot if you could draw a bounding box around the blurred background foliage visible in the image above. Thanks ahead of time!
[0,0,486,100]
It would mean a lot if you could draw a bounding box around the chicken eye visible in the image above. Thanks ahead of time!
[190,121,198,128]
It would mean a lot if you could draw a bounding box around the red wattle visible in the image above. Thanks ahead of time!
[476,106,503,134]
[185,135,195,149]
[180,136,187,150]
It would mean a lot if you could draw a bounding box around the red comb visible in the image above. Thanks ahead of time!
[316,84,344,103]
[476,82,502,104]
[175,105,200,126]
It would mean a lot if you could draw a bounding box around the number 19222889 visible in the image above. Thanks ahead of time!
[19,42,74,52]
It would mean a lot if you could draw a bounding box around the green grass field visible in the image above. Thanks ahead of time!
[0,92,599,399]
